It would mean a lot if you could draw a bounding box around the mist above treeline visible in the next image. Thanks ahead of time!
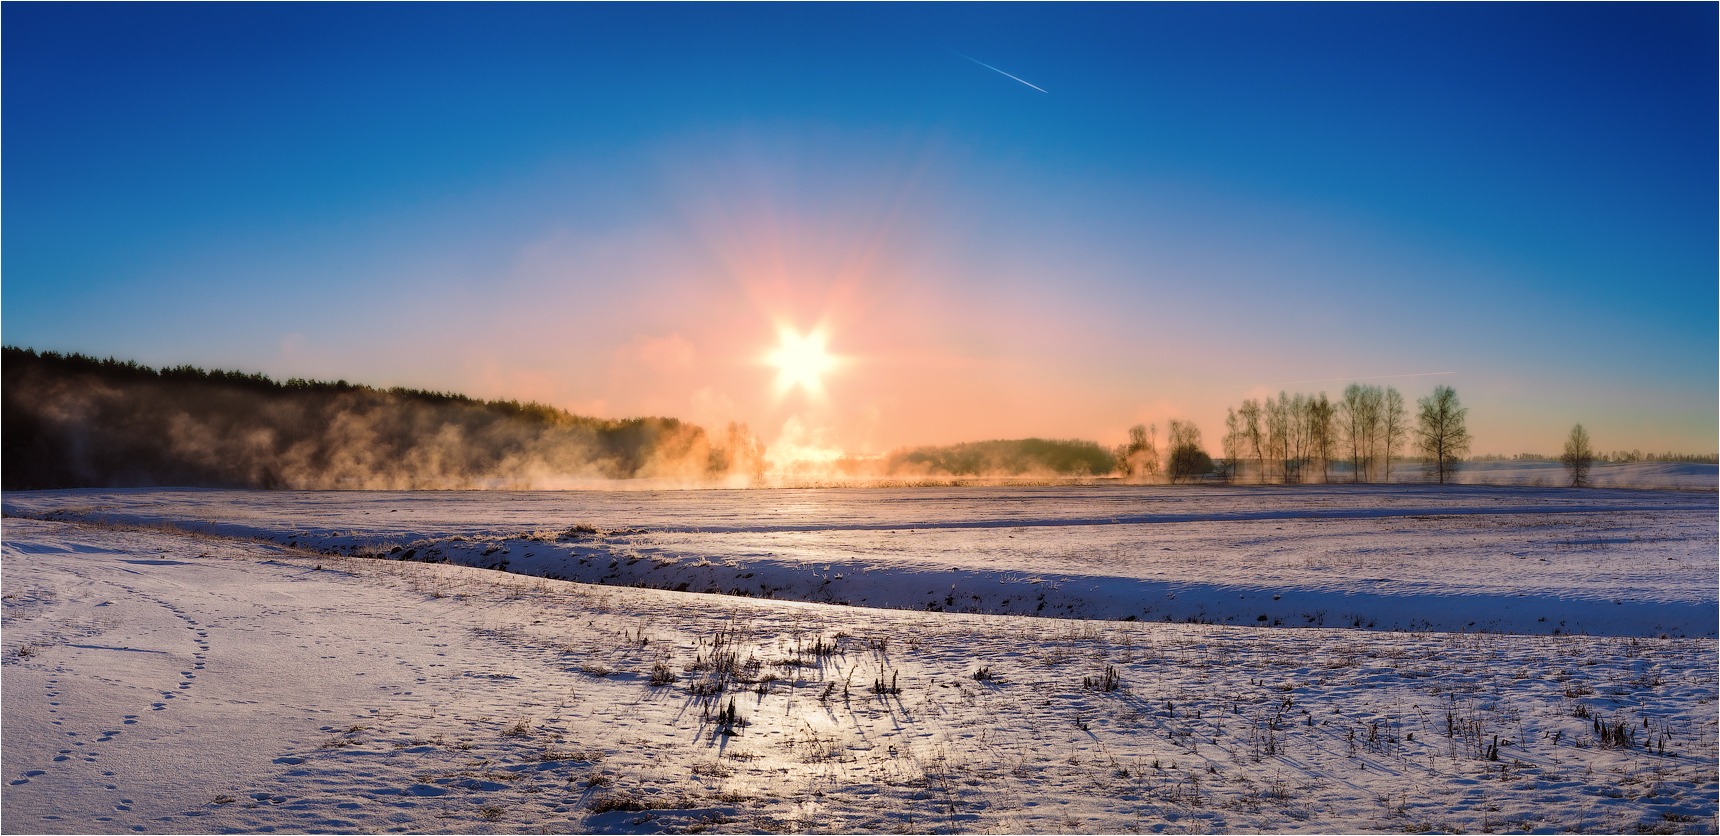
[8,348,1709,491]
[2,348,770,490]
[2,348,1121,490]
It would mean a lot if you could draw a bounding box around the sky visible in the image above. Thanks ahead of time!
[5,3,1715,460]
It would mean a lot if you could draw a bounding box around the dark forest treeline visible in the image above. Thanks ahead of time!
[2,347,765,489]
[0,348,1126,489]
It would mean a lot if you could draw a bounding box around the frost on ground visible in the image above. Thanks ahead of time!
[2,486,1717,834]
[10,484,1716,637]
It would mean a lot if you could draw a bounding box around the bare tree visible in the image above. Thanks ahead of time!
[1265,394,1290,483]
[1309,392,1337,483]
[1415,385,1470,485]
[1243,391,1343,483]
[1288,392,1309,483]
[1238,399,1265,483]
[1560,423,1594,487]
[1284,392,1316,483]
[1222,408,1242,482]
[1338,384,1367,482]
[1381,387,1407,482]
[1116,423,1160,480]
[1339,384,1385,482]
[1166,419,1211,483]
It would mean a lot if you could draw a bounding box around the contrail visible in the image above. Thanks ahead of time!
[955,52,1048,93]
[1268,371,1458,386]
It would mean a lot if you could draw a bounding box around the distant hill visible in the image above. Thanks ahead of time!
[1,347,764,490]
[885,438,1117,478]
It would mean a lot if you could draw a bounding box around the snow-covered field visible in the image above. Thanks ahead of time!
[3,484,1716,833]
[8,483,1716,637]
[1447,461,1718,491]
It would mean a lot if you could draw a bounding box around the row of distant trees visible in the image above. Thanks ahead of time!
[1127,384,1710,489]
[1208,384,1470,484]
[1113,384,1445,485]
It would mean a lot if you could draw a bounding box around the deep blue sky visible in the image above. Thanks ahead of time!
[6,3,1715,455]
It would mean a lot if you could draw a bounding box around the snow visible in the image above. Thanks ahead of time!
[8,484,1715,637]
[3,485,1716,833]
[1448,461,1718,491]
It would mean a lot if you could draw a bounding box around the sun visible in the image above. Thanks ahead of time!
[767,326,836,396]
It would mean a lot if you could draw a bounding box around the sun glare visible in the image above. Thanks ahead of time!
[768,327,836,396]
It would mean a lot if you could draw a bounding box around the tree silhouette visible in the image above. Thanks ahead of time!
[1166,419,1211,483]
[1266,393,1292,482]
[1560,423,1594,487]
[1238,399,1265,483]
[1309,392,1336,483]
[1115,424,1160,480]
[1339,384,1383,482]
[1415,385,1470,485]
[1222,408,1243,482]
[1381,387,1408,482]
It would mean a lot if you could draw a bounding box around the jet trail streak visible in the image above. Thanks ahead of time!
[956,52,1048,93]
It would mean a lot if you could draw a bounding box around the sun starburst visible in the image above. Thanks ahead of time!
[767,327,836,396]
